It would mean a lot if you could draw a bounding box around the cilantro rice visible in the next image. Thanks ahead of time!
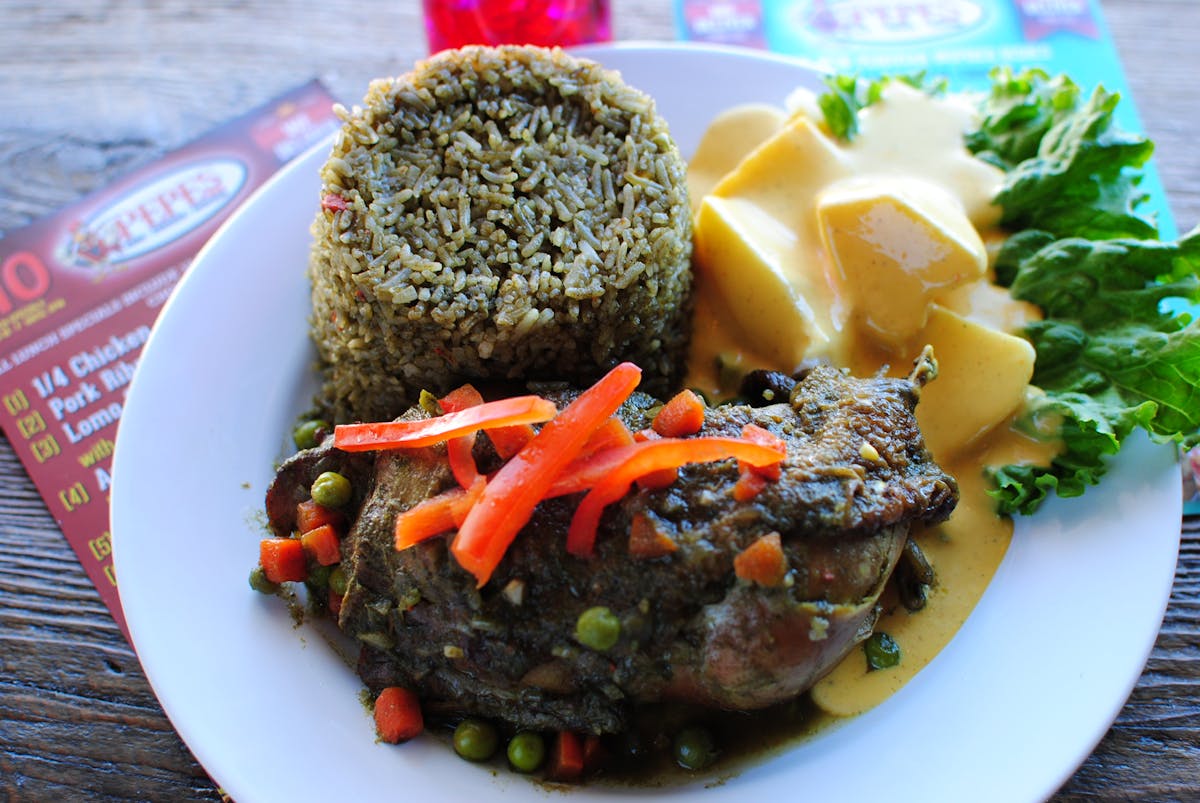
[309,45,694,423]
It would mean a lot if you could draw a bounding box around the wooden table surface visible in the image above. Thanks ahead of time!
[1,1,1197,799]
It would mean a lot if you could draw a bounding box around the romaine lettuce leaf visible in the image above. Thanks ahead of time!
[964,67,1081,170]
[816,68,1200,516]
[990,83,1156,241]
[990,231,1200,514]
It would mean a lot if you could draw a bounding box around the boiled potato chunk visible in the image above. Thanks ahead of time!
[688,103,787,211]
[817,177,987,348]
[934,279,1043,335]
[694,195,832,370]
[915,304,1036,460]
[710,116,848,222]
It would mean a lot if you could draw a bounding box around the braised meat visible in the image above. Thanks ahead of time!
[265,361,957,735]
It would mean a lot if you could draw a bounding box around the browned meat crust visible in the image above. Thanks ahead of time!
[265,363,957,734]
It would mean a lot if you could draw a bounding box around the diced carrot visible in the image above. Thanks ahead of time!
[328,588,344,617]
[334,395,557,452]
[628,512,678,558]
[565,436,787,558]
[731,468,769,502]
[579,416,635,457]
[546,730,585,782]
[374,686,424,744]
[734,532,789,587]
[451,363,643,587]
[739,423,787,481]
[301,523,341,566]
[582,735,607,772]
[296,499,343,534]
[259,538,307,584]
[651,389,706,437]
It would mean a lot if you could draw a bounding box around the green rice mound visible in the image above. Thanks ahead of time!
[309,45,694,423]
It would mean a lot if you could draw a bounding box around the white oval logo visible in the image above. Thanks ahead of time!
[61,159,247,269]
[801,0,987,44]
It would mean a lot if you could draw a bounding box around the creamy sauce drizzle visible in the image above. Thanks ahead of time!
[684,85,1061,719]
[812,426,1059,715]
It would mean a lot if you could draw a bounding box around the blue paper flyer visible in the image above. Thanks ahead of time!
[674,0,1173,228]
[676,0,1125,94]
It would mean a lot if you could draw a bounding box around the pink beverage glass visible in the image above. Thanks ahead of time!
[422,0,612,52]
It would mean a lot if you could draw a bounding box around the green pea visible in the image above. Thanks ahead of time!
[293,419,329,451]
[574,606,620,652]
[506,731,546,773]
[673,726,718,771]
[864,631,901,671]
[248,566,279,595]
[306,563,332,589]
[329,566,349,597]
[311,471,352,508]
[454,718,498,762]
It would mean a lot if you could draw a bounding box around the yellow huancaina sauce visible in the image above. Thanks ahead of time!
[685,83,1060,717]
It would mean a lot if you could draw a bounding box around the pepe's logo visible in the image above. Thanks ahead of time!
[802,0,986,44]
[61,159,247,271]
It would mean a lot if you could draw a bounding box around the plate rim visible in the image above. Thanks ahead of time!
[111,41,1182,803]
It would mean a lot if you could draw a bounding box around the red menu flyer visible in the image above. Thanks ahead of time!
[0,80,340,641]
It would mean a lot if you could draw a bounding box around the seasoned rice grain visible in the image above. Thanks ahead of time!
[308,45,693,423]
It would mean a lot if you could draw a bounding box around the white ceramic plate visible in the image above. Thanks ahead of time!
[112,43,1181,803]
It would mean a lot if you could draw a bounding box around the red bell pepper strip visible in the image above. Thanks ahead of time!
[450,363,642,587]
[565,436,787,558]
[578,416,636,457]
[486,424,536,459]
[438,386,484,489]
[445,433,481,489]
[441,382,536,459]
[545,444,642,498]
[438,384,485,413]
[630,427,678,489]
[393,477,485,550]
[739,423,786,481]
[333,395,557,452]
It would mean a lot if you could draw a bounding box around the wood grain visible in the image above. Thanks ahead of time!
[1,1,1197,799]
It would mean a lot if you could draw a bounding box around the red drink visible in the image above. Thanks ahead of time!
[422,0,612,52]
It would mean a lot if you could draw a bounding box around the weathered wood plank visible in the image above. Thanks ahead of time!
[0,1,1196,799]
